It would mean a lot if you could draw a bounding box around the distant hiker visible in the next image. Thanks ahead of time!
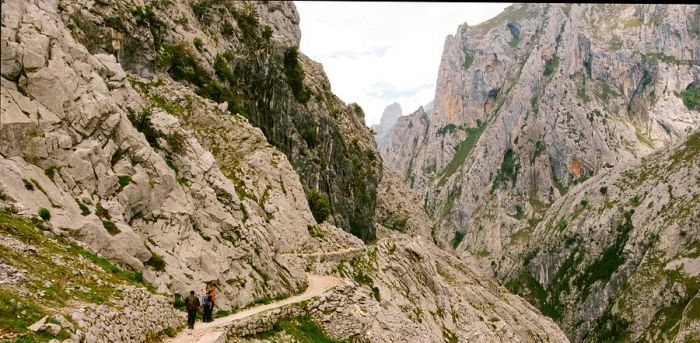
[185,290,200,330]
[202,285,217,322]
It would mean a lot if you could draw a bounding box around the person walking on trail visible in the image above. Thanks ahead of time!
[185,290,200,330]
[202,285,217,322]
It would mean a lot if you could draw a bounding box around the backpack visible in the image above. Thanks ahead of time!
[202,294,211,306]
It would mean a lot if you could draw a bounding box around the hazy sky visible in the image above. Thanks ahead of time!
[295,2,511,126]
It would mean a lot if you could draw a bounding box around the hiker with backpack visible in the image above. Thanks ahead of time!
[202,285,216,322]
[184,290,200,330]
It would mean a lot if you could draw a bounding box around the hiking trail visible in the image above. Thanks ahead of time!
[165,273,342,343]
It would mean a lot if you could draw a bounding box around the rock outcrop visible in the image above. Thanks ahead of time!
[507,132,700,341]
[53,0,381,242]
[0,0,350,311]
[382,3,700,342]
[372,102,402,151]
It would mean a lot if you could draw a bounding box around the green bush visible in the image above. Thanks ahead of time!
[127,108,162,149]
[102,220,120,235]
[306,189,331,223]
[158,43,210,88]
[22,179,34,191]
[38,208,51,221]
[145,253,166,271]
[44,166,57,181]
[262,25,273,40]
[283,47,310,103]
[677,82,700,110]
[451,230,465,249]
[544,56,560,76]
[95,202,110,219]
[463,51,474,69]
[118,175,131,188]
[193,37,203,51]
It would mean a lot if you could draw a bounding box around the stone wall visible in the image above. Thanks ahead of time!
[70,286,185,343]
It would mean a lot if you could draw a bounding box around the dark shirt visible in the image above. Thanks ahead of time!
[185,294,200,312]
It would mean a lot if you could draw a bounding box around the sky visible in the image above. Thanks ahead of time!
[295,2,511,126]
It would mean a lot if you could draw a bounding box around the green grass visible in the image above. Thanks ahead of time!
[254,315,348,342]
[151,95,184,116]
[0,211,156,339]
[437,124,485,187]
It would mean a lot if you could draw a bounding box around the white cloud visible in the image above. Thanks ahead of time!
[295,1,511,126]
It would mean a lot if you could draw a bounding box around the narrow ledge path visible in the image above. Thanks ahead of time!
[165,273,342,343]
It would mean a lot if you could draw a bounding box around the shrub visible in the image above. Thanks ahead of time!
[600,186,608,195]
[44,166,57,181]
[95,202,110,219]
[164,132,187,155]
[262,25,273,40]
[283,47,309,103]
[145,253,166,271]
[451,230,465,249]
[193,37,203,51]
[173,294,185,310]
[75,201,90,216]
[677,82,700,110]
[118,175,131,188]
[463,51,474,69]
[38,208,51,221]
[22,179,34,191]
[306,189,331,223]
[102,220,120,235]
[127,108,162,149]
[161,326,176,338]
[544,56,560,76]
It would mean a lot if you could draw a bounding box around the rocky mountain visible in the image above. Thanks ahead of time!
[56,0,381,242]
[372,102,402,151]
[382,2,700,342]
[507,131,699,342]
[385,2,699,279]
[0,0,571,342]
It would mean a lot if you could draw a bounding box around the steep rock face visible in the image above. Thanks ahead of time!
[302,232,570,343]
[0,0,347,309]
[507,133,700,341]
[373,102,402,151]
[375,170,432,238]
[55,0,381,241]
[384,3,699,275]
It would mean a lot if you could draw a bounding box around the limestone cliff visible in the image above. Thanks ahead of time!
[508,132,700,341]
[56,0,381,242]
[384,3,699,278]
[382,3,700,342]
[0,1,571,342]
[372,102,402,151]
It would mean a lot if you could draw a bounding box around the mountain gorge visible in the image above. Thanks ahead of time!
[382,3,699,342]
[0,1,572,342]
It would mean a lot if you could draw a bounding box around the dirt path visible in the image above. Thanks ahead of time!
[165,273,342,343]
[282,246,364,258]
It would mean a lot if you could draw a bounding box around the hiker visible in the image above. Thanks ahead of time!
[202,285,216,322]
[185,290,200,330]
